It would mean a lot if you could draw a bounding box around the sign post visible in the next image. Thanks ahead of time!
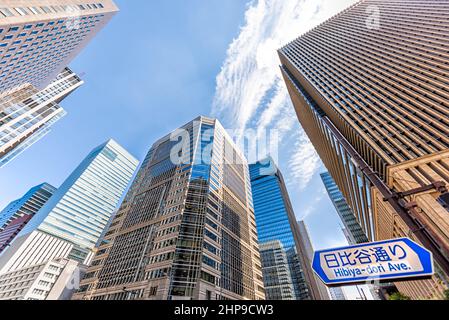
[312,238,434,286]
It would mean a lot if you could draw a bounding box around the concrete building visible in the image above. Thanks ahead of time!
[249,158,318,300]
[0,258,85,300]
[74,116,265,301]
[0,0,118,97]
[0,182,56,232]
[0,68,82,167]
[0,140,139,277]
[279,0,449,299]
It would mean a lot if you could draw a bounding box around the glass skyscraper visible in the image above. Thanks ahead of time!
[249,158,318,300]
[74,116,265,301]
[320,172,368,245]
[0,139,139,276]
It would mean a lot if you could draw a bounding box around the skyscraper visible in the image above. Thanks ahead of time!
[296,221,331,300]
[249,158,319,300]
[0,139,139,275]
[320,172,368,245]
[74,116,265,301]
[0,0,118,97]
[0,67,82,167]
[279,0,449,299]
[0,182,56,232]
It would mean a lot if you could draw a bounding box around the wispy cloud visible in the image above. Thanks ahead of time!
[212,0,357,190]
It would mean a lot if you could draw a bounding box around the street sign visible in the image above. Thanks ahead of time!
[312,238,434,286]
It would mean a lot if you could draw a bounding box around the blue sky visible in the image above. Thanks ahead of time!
[0,0,362,274]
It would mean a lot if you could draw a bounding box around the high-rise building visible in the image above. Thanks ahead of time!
[0,215,32,255]
[0,182,56,232]
[279,0,449,299]
[258,240,296,300]
[0,0,118,97]
[249,158,319,300]
[0,139,139,276]
[74,116,265,301]
[0,257,86,300]
[296,221,331,300]
[0,68,82,167]
[320,172,368,245]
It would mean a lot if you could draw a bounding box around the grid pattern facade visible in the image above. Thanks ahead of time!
[0,182,56,232]
[75,116,265,301]
[321,172,369,245]
[19,139,139,263]
[0,0,118,96]
[249,158,316,300]
[259,241,295,300]
[279,0,449,299]
[0,67,82,167]
[0,215,32,255]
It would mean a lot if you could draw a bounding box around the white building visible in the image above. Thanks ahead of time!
[0,140,139,280]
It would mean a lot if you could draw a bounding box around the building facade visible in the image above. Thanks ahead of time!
[0,68,82,167]
[258,241,296,300]
[0,182,56,231]
[74,116,265,301]
[0,215,32,255]
[321,172,368,245]
[249,158,319,300]
[279,0,449,299]
[0,0,118,97]
[0,258,84,300]
[296,221,331,300]
[0,139,139,276]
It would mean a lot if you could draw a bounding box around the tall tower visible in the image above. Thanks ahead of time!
[249,158,319,300]
[279,0,449,299]
[74,116,265,301]
[0,1,118,166]
[320,172,368,245]
[0,139,139,275]
[0,0,118,97]
[0,68,82,167]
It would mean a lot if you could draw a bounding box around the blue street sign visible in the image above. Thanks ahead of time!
[312,238,434,286]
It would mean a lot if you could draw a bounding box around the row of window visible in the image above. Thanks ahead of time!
[0,3,104,19]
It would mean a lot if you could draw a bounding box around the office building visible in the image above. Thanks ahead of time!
[0,215,32,255]
[0,68,82,167]
[0,0,118,97]
[296,220,331,300]
[0,139,139,276]
[259,241,296,300]
[249,158,319,300]
[0,258,85,300]
[321,172,368,245]
[0,183,56,231]
[74,116,265,301]
[279,0,449,299]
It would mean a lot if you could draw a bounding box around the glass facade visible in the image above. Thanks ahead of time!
[320,172,368,245]
[0,68,82,168]
[75,116,265,301]
[0,183,56,231]
[249,158,313,300]
[19,139,139,263]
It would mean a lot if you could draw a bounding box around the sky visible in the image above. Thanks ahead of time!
[0,0,370,299]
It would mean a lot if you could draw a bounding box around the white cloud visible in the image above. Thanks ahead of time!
[212,0,358,189]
